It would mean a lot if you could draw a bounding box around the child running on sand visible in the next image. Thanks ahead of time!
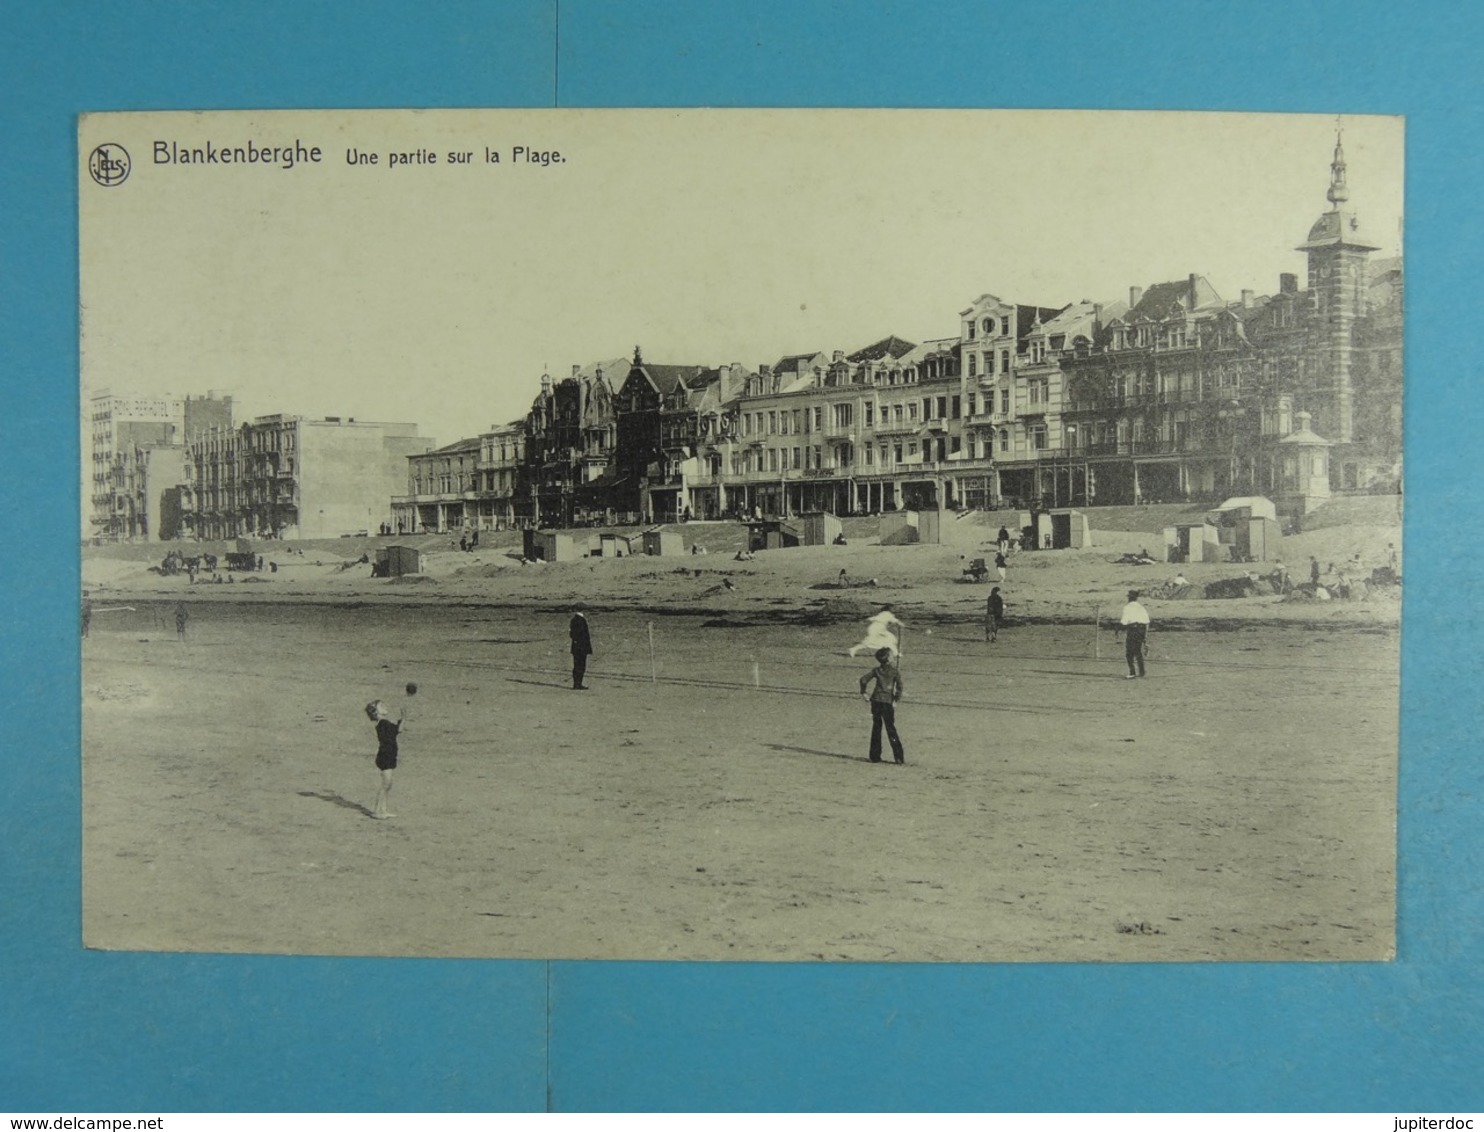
[366,699,405,819]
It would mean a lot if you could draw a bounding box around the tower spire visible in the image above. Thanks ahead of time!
[1326,124,1349,207]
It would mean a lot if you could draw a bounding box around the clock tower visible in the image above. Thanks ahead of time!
[1295,130,1380,445]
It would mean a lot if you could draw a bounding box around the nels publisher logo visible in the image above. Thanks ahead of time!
[88,143,131,187]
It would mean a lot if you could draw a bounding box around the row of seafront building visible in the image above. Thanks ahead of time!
[88,394,424,542]
[394,139,1402,535]
[89,138,1401,543]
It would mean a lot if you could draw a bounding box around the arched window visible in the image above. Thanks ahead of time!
[983,317,995,336]
[999,428,1010,453]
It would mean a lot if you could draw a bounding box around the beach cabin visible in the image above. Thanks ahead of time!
[642,529,683,557]
[1164,521,1223,563]
[374,544,424,577]
[747,518,800,552]
[593,532,631,558]
[1034,509,1091,550]
[1211,496,1281,562]
[523,528,582,562]
[798,511,843,547]
[878,509,941,547]
[879,510,919,546]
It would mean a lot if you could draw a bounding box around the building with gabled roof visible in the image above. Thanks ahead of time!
[521,358,626,527]
[608,348,752,521]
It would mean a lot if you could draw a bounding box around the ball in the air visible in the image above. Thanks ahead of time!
[406,682,418,696]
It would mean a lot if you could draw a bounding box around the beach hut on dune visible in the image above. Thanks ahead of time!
[374,544,424,577]
[878,509,941,546]
[523,529,582,562]
[1211,496,1281,562]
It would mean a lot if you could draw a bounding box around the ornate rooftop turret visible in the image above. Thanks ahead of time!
[1298,127,1380,253]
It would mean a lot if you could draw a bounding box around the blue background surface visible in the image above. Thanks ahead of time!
[3,0,1480,1112]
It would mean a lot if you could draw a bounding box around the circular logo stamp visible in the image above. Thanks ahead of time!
[87,143,131,187]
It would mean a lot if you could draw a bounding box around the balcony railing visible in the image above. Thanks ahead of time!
[1065,437,1205,458]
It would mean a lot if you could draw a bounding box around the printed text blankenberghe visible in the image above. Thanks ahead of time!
[153,139,322,170]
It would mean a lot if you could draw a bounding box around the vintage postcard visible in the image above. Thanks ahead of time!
[80,108,1403,961]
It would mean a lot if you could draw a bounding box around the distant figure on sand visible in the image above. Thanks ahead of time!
[569,605,593,690]
[859,647,906,764]
[1120,590,1150,679]
[997,526,1011,554]
[174,602,189,640]
[985,587,1004,642]
[994,551,1008,583]
[366,699,404,819]
[847,604,902,659]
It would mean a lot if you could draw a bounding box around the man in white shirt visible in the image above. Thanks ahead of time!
[1119,589,1150,679]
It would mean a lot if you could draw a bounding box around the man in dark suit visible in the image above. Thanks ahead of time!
[986,586,1005,642]
[569,605,593,690]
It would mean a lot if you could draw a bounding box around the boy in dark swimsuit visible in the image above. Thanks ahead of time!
[366,700,405,819]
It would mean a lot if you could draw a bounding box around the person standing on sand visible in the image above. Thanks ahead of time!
[997,526,1011,555]
[366,699,404,819]
[1120,589,1150,679]
[994,550,1009,583]
[174,602,189,640]
[569,604,593,690]
[985,586,1004,643]
[859,646,906,764]
[1310,556,1321,586]
[847,604,902,659]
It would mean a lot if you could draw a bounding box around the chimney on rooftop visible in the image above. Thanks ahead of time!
[1241,289,1254,309]
[1130,286,1144,307]
[1189,274,1199,305]
[572,364,580,377]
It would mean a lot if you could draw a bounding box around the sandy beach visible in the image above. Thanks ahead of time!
[81,498,1400,962]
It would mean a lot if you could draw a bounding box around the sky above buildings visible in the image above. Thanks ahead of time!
[80,108,1403,453]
